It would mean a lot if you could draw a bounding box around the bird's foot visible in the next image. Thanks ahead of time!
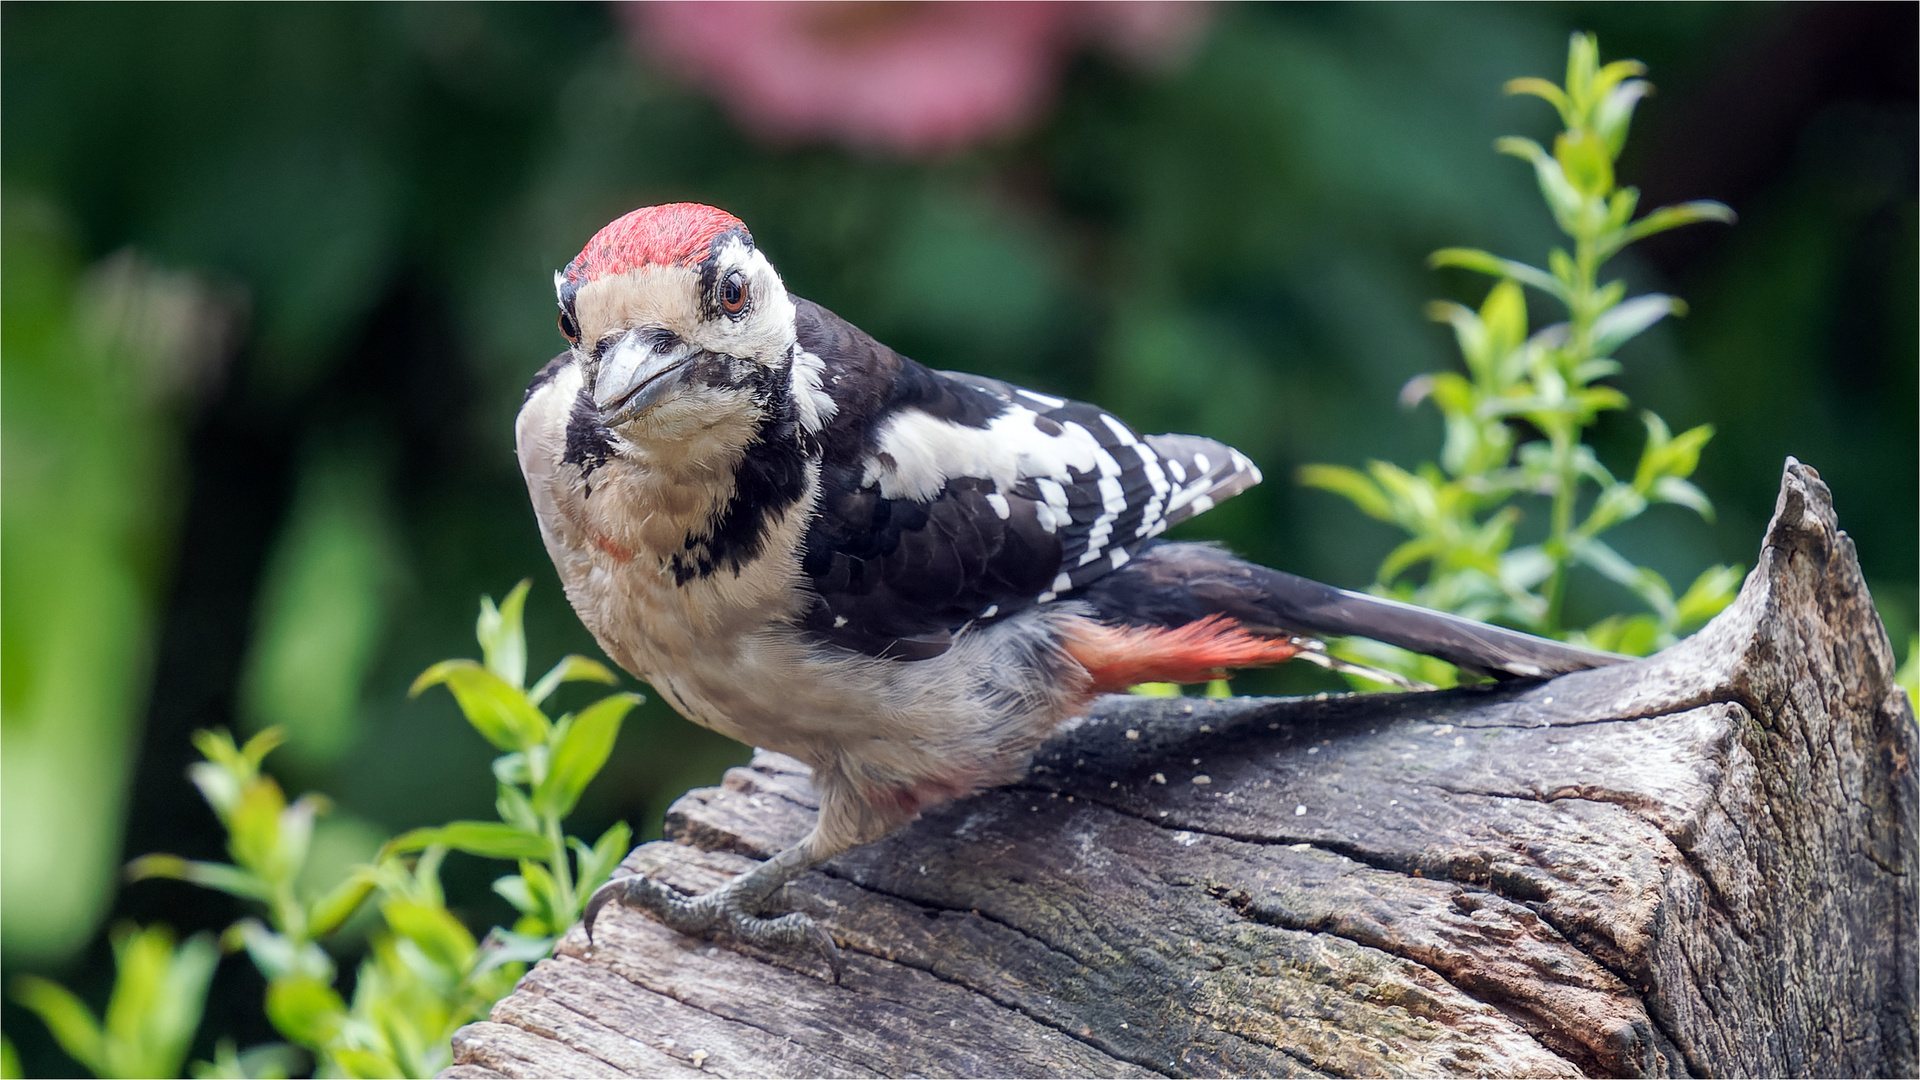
[582,870,841,981]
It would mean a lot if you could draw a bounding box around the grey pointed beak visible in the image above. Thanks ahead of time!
[594,329,691,423]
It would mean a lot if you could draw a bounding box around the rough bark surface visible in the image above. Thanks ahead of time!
[447,460,1916,1079]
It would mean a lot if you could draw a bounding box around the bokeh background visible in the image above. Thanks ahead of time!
[3,2,1912,1072]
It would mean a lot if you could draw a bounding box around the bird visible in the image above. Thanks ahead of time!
[515,202,1622,971]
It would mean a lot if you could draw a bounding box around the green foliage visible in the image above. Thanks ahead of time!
[7,582,641,1079]
[1898,637,1918,719]
[1301,32,1743,685]
[403,581,638,945]
[0,207,234,963]
[10,925,217,1080]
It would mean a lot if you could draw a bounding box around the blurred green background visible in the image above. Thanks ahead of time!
[3,3,1912,1073]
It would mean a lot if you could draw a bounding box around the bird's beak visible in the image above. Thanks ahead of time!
[594,329,690,424]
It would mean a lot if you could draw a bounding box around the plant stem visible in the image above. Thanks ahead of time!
[545,814,574,924]
[1543,233,1603,636]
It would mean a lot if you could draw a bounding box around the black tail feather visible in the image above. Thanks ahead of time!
[1080,542,1625,680]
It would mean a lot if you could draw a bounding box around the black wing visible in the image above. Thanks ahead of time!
[793,298,1260,659]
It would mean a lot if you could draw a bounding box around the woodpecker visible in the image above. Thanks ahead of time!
[518,203,1621,968]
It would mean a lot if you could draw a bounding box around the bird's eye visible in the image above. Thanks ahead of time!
[719,270,748,315]
[558,308,580,344]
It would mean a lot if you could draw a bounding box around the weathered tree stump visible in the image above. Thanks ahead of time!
[447,460,1915,1079]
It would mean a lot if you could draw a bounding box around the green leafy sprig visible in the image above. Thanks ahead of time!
[1301,32,1743,683]
[10,925,218,1080]
[39,581,643,1079]
[397,580,638,950]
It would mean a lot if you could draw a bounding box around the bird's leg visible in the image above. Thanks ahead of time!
[583,839,841,978]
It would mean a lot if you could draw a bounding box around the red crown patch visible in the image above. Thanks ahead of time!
[564,203,748,285]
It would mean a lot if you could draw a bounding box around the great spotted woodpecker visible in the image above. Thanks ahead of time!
[517,203,1621,968]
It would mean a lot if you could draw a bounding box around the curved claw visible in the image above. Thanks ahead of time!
[582,874,638,943]
[725,909,842,984]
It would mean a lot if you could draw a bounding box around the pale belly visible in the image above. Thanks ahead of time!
[560,553,1085,793]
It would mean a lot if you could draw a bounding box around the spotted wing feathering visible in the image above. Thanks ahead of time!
[794,299,1260,659]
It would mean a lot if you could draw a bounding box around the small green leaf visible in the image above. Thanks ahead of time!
[1652,476,1714,520]
[232,920,333,983]
[1477,279,1528,375]
[1574,385,1630,417]
[472,928,557,978]
[1580,613,1667,657]
[227,777,290,882]
[1428,247,1566,301]
[125,855,273,902]
[383,821,550,862]
[1502,76,1572,126]
[1378,537,1444,584]
[410,659,550,752]
[12,977,106,1075]
[1610,200,1736,254]
[1571,358,1623,384]
[1564,31,1599,102]
[477,580,532,689]
[307,868,379,938]
[1594,79,1651,157]
[1582,482,1648,536]
[586,820,633,888]
[1573,538,1677,623]
[496,783,540,834]
[492,751,532,786]
[492,874,539,915]
[1675,565,1744,631]
[1424,371,1475,416]
[536,692,639,819]
[264,976,347,1050]
[1553,129,1613,198]
[104,926,217,1080]
[329,1049,404,1080]
[518,860,566,933]
[1590,294,1682,357]
[1659,422,1716,481]
[1298,464,1395,523]
[1425,300,1487,378]
[381,899,478,976]
[1499,546,1555,591]
[1497,136,1584,235]
[1605,187,1640,232]
[191,1039,303,1080]
[186,761,244,821]
[527,654,621,706]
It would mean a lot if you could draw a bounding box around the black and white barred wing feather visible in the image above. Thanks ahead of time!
[794,300,1259,659]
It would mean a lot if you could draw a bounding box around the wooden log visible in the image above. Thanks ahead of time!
[447,460,1916,1079]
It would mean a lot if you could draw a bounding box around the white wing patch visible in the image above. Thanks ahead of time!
[862,403,1102,501]
[857,380,1263,605]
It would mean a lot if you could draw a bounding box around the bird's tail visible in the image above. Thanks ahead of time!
[1077,541,1625,681]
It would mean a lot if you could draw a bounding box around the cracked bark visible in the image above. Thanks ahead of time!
[446,460,1915,1079]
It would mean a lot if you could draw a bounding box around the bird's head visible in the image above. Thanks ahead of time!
[555,203,798,430]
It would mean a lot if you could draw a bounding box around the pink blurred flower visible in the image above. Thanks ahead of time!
[621,1,1210,155]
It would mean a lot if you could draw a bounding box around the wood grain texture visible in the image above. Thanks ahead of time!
[449,461,1916,1078]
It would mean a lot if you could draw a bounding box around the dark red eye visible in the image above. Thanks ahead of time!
[558,308,580,343]
[720,270,748,315]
